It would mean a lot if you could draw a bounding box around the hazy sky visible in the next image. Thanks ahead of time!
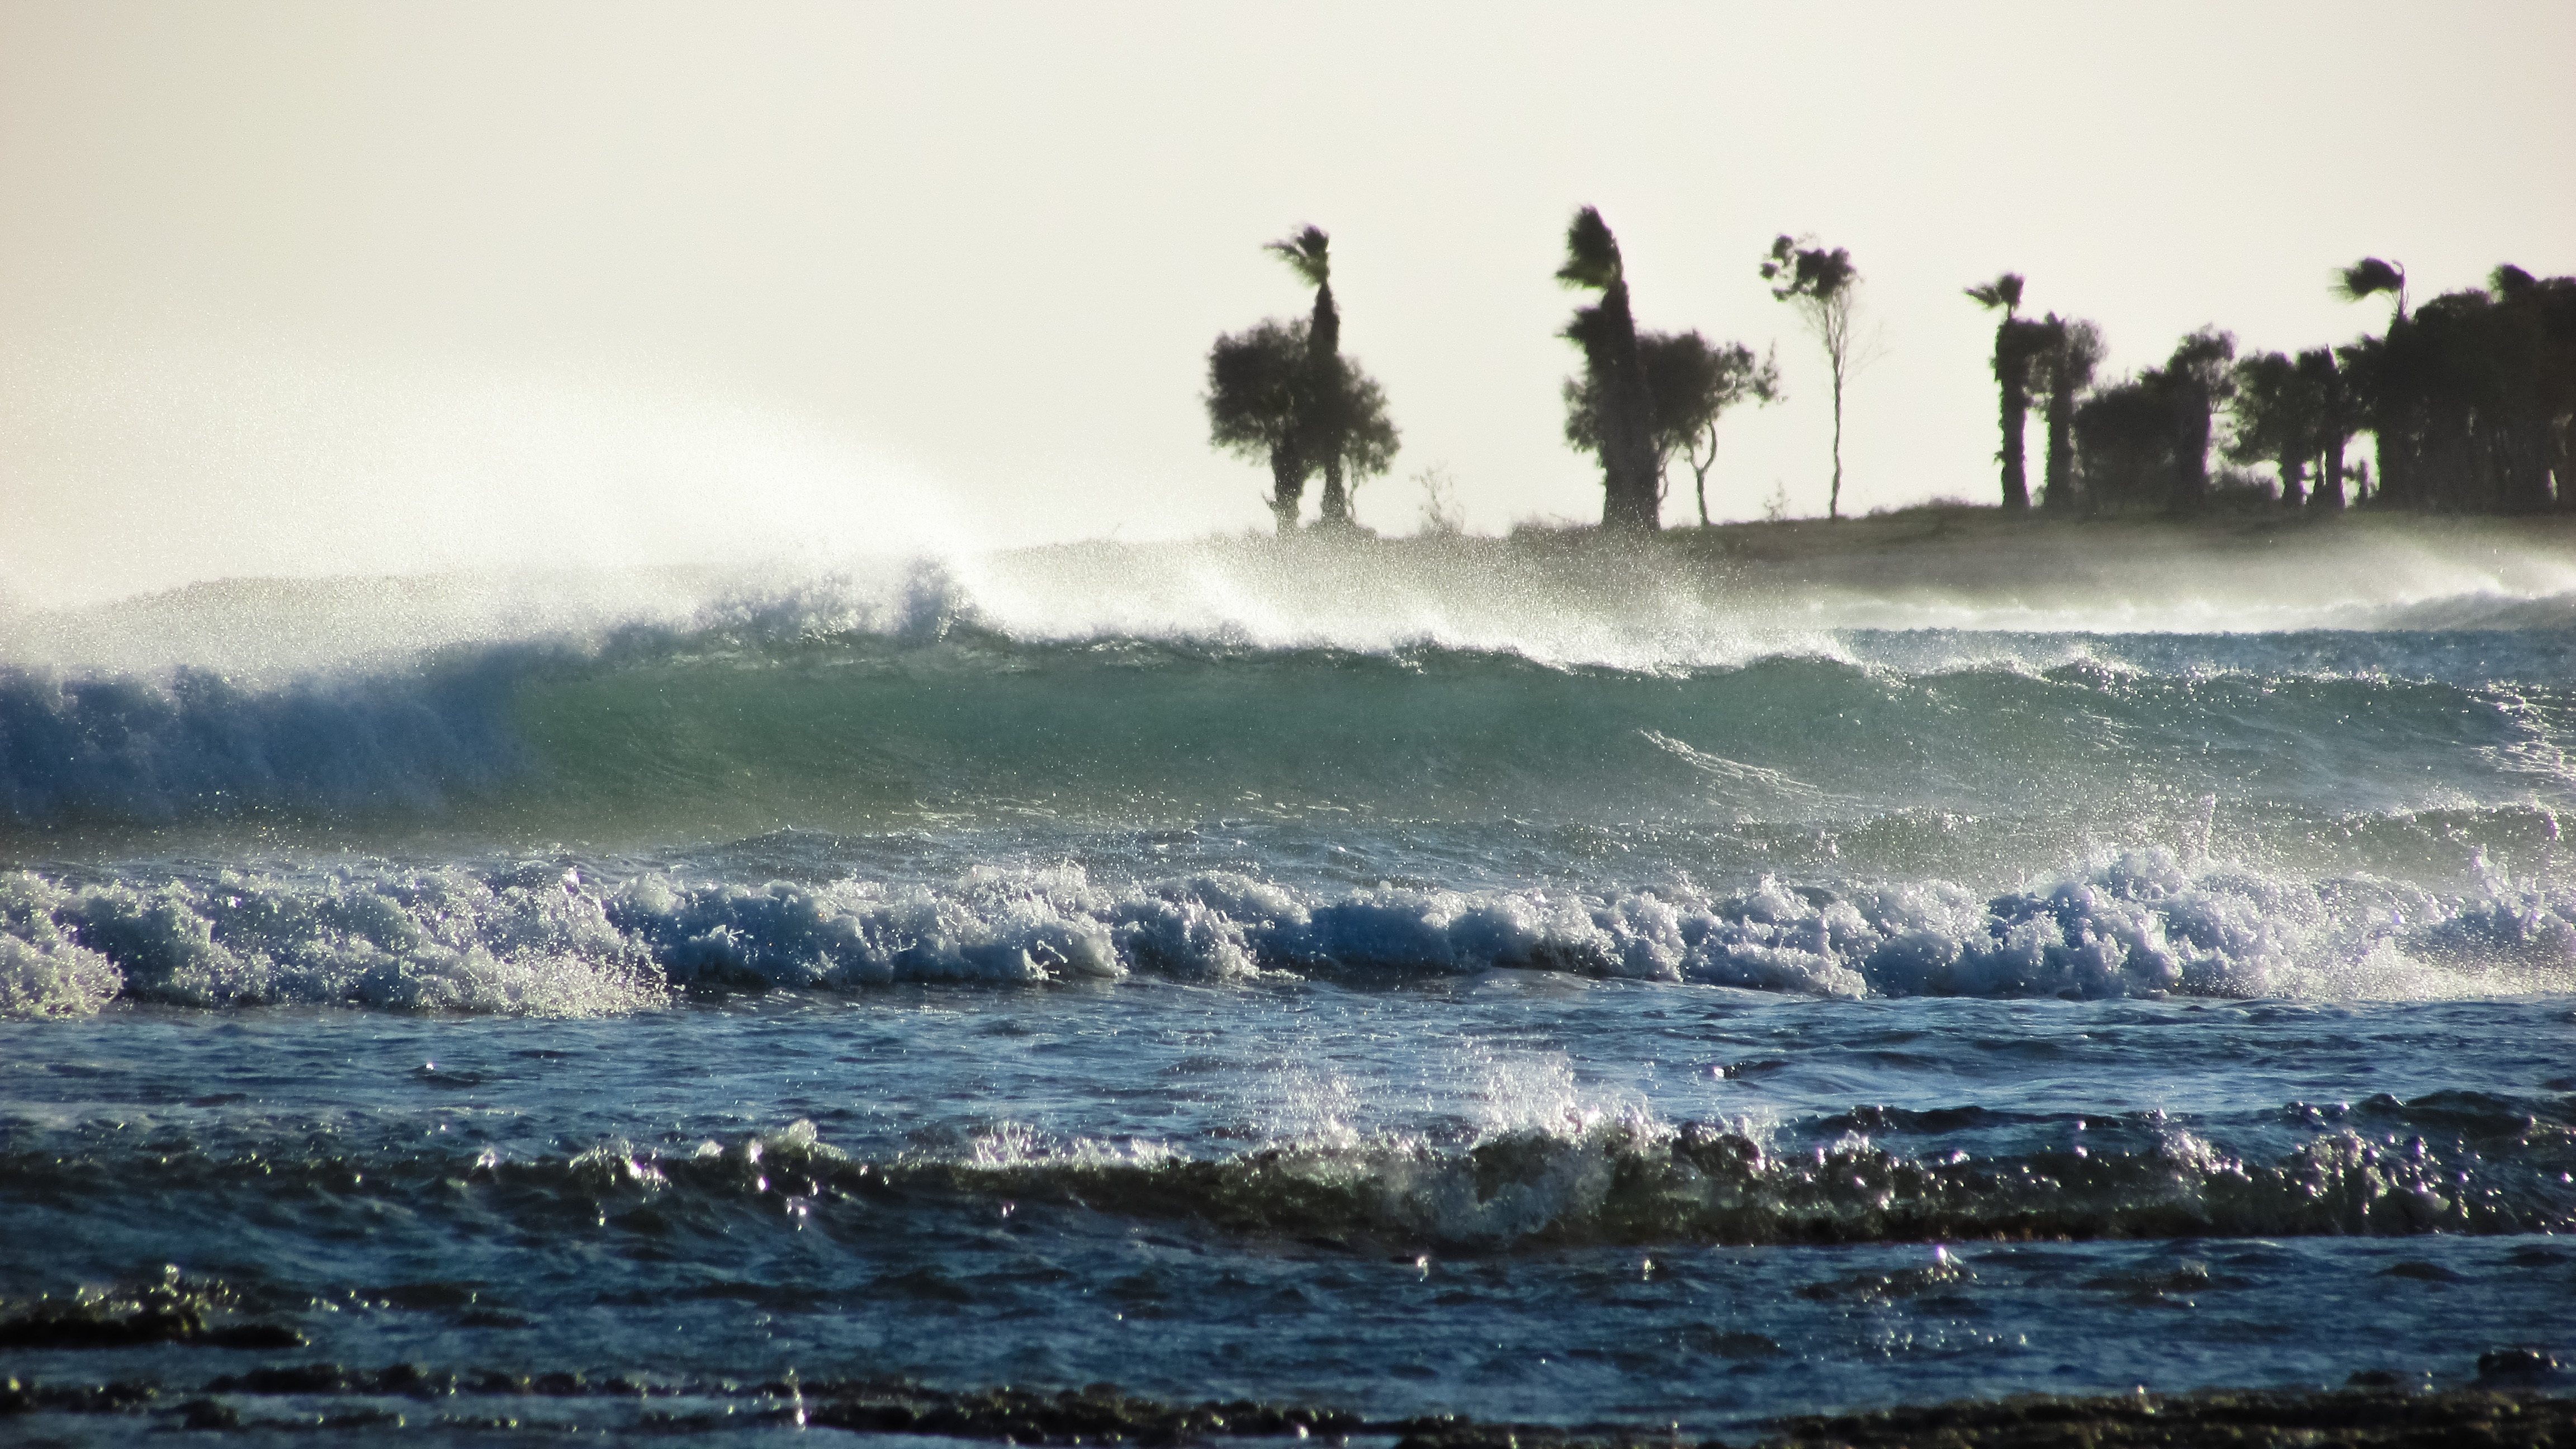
[4,1,2572,602]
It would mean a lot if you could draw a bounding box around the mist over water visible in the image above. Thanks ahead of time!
[5,528,2573,1437]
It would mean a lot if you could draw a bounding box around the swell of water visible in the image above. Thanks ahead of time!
[7,542,2576,1020]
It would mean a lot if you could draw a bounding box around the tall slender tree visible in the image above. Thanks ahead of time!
[2030,314,2104,511]
[1269,227,1355,525]
[1964,273,2051,511]
[1557,207,1659,532]
[1763,235,1862,519]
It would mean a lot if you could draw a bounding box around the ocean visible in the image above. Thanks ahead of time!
[3,531,2572,1441]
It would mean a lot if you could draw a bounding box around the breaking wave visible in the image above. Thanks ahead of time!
[8,849,2575,1019]
[13,1098,2569,1251]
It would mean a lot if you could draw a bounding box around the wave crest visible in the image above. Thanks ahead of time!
[6,850,2572,1018]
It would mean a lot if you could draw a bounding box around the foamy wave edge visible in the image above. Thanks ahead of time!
[6,849,2574,1019]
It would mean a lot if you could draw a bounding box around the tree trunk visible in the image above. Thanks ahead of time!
[2170,386,2210,513]
[1693,424,1716,527]
[1828,362,1845,520]
[1318,458,1349,525]
[1306,282,1349,528]
[1268,442,1304,535]
[2311,432,2346,510]
[1995,324,2029,511]
[2042,386,2075,510]
[1595,279,1660,533]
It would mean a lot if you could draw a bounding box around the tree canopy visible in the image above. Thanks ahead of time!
[1204,316,1398,533]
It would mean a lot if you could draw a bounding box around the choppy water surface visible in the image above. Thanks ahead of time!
[3,538,2573,1438]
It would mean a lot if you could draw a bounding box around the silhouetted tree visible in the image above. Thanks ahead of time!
[2335,256,2413,506]
[1964,273,2053,511]
[2070,328,2233,514]
[2228,350,2323,507]
[2074,375,2172,512]
[1763,235,1862,519]
[2030,314,2104,511]
[2334,257,2409,325]
[1673,341,1783,527]
[1326,360,1402,522]
[2162,328,2237,512]
[1206,318,1317,534]
[2334,334,2388,506]
[2296,347,2353,509]
[1565,332,1779,527]
[1558,207,1660,532]
[1271,226,1356,526]
[2358,269,2575,513]
[1206,315,1401,533]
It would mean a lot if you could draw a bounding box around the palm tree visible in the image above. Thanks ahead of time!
[1558,207,1659,532]
[1268,226,1355,527]
[1964,272,2045,510]
[2030,314,2104,511]
[2333,257,2408,325]
[2334,259,2411,508]
[1763,235,1862,519]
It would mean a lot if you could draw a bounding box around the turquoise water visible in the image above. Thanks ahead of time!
[3,542,2572,1438]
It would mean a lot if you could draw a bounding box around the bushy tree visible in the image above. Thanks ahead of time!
[2073,377,2171,512]
[2228,350,2324,507]
[1205,316,1399,533]
[1206,318,1317,534]
[1205,226,1399,533]
[2029,314,2104,512]
[1558,207,1660,532]
[2350,267,2576,513]
[2072,328,2234,513]
[1565,332,1780,527]
[1763,235,1862,519]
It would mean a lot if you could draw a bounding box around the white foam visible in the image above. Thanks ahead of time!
[7,848,2573,1019]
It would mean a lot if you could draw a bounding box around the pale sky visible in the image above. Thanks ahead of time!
[4,1,2572,603]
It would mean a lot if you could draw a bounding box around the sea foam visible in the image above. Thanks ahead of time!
[7,849,2571,1019]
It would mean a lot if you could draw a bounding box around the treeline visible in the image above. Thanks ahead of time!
[1203,210,1785,535]
[1202,212,2576,533]
[1978,259,2576,517]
